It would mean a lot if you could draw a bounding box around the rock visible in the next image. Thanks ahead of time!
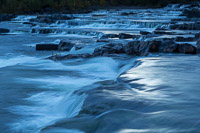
[121,12,136,16]
[170,22,200,30]
[30,14,73,24]
[140,31,151,35]
[119,33,133,39]
[96,39,109,42]
[0,14,15,21]
[124,41,149,56]
[36,44,58,51]
[175,37,195,42]
[0,28,10,33]
[148,41,162,52]
[93,43,125,56]
[197,40,200,54]
[92,14,107,17]
[23,22,37,26]
[178,43,197,54]
[159,40,179,53]
[58,41,75,51]
[100,34,119,39]
[32,29,56,34]
[181,8,200,18]
[47,53,92,60]
[195,33,200,39]
[75,45,84,51]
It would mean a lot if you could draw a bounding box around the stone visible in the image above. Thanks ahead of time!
[93,43,125,56]
[178,44,197,54]
[0,14,16,21]
[159,40,179,53]
[119,33,133,39]
[47,53,92,60]
[176,37,195,42]
[58,41,75,51]
[124,41,149,56]
[140,31,151,35]
[36,44,58,51]
[0,28,10,33]
[197,40,200,54]
[100,34,119,39]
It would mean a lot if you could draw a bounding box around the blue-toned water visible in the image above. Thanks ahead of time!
[0,4,200,133]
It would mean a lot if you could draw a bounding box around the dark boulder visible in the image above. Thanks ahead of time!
[175,37,195,42]
[32,29,56,34]
[148,41,162,52]
[0,28,10,34]
[159,40,179,53]
[58,41,75,51]
[140,31,151,35]
[121,12,136,16]
[100,34,119,39]
[0,14,15,21]
[181,9,200,18]
[195,33,200,40]
[47,53,92,60]
[93,43,125,56]
[178,44,196,54]
[96,39,109,43]
[154,30,175,35]
[36,44,58,51]
[197,40,200,54]
[124,41,149,56]
[119,33,133,39]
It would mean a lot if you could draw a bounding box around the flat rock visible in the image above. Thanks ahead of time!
[0,28,10,33]
[36,44,58,51]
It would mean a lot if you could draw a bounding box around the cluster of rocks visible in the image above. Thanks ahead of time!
[0,14,15,22]
[30,14,74,24]
[36,40,75,51]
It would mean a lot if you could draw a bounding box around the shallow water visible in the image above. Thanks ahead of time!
[0,4,200,133]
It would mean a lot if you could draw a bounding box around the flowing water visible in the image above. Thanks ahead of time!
[0,5,200,133]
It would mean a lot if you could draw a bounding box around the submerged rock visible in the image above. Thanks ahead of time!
[197,40,200,54]
[140,31,151,35]
[178,43,197,54]
[47,53,93,60]
[100,34,119,39]
[181,8,200,18]
[175,37,195,42]
[119,33,133,39]
[36,44,58,51]
[93,43,125,56]
[0,28,10,34]
[58,41,75,51]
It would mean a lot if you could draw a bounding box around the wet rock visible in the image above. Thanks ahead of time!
[159,40,178,53]
[170,22,200,30]
[124,41,149,56]
[0,28,10,33]
[148,41,162,52]
[93,43,125,56]
[140,31,151,35]
[96,39,109,43]
[181,8,200,18]
[175,37,195,42]
[30,14,73,24]
[23,22,37,26]
[92,14,107,17]
[120,12,137,16]
[75,45,85,51]
[32,29,56,34]
[58,41,75,51]
[178,44,197,54]
[119,33,133,39]
[100,34,119,39]
[197,40,200,54]
[47,53,92,60]
[0,14,16,21]
[195,33,200,39]
[36,44,58,51]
